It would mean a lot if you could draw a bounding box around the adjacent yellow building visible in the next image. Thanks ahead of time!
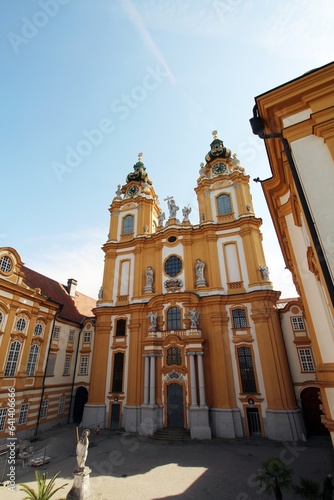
[0,247,95,443]
[83,134,305,440]
[252,61,334,444]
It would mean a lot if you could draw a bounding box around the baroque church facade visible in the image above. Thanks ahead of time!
[83,133,305,441]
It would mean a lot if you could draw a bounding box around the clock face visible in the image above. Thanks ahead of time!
[212,163,226,175]
[127,185,139,197]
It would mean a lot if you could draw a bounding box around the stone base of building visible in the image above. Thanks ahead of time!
[122,405,141,433]
[265,409,306,441]
[139,405,162,436]
[81,404,106,430]
[188,406,211,439]
[210,408,243,438]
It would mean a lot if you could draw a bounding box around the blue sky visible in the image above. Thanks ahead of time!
[1,0,333,298]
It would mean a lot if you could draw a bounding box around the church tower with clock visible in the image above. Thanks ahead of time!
[84,132,304,441]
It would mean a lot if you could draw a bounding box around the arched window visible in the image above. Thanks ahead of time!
[112,352,124,392]
[237,347,257,393]
[232,309,247,328]
[116,319,126,336]
[217,194,232,215]
[5,341,21,377]
[26,344,39,376]
[122,215,134,235]
[167,307,181,330]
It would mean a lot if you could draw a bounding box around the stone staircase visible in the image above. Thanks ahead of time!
[152,428,191,441]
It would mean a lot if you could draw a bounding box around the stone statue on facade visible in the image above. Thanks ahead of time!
[188,309,199,329]
[147,311,157,332]
[158,210,165,226]
[165,196,179,219]
[195,259,207,287]
[144,266,154,293]
[258,264,270,281]
[182,205,192,222]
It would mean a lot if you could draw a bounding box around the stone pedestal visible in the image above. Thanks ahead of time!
[188,407,212,439]
[66,467,93,500]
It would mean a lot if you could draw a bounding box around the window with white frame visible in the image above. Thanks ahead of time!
[16,317,27,332]
[53,326,60,339]
[4,341,21,377]
[18,403,29,425]
[217,194,232,215]
[34,323,43,336]
[298,348,315,372]
[46,353,57,376]
[68,330,75,342]
[83,331,91,343]
[79,356,88,375]
[26,344,39,376]
[58,396,65,414]
[122,215,134,235]
[40,400,48,419]
[0,408,7,431]
[232,309,247,328]
[63,356,71,375]
[292,316,305,331]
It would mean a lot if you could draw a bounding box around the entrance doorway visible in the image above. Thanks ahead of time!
[167,383,184,429]
[246,408,262,436]
[110,404,120,429]
[73,386,88,423]
[300,387,329,436]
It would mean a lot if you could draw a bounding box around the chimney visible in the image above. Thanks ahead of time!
[67,278,78,298]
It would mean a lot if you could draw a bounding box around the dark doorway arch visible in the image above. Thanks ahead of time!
[300,387,329,436]
[73,386,88,423]
[167,383,184,429]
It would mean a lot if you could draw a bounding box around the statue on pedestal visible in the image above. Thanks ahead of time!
[188,309,199,329]
[144,266,154,293]
[147,311,157,332]
[195,259,207,287]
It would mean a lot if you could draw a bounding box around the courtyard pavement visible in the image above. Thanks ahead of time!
[1,424,333,499]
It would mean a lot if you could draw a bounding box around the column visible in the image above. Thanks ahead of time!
[143,355,149,405]
[188,353,198,406]
[197,352,206,407]
[149,355,156,406]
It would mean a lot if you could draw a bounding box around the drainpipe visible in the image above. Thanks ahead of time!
[67,317,85,424]
[250,106,334,307]
[35,304,63,437]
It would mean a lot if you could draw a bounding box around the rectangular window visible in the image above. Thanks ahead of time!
[0,408,7,431]
[53,326,60,339]
[298,348,315,372]
[63,356,71,375]
[79,356,88,375]
[40,400,48,419]
[58,396,65,414]
[4,341,21,377]
[68,330,75,342]
[237,347,257,393]
[232,309,247,328]
[46,353,57,376]
[83,331,91,343]
[18,403,29,425]
[292,317,305,331]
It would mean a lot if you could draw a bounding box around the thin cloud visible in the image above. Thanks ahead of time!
[121,0,176,85]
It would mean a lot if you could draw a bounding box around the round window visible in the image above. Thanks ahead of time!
[16,318,27,332]
[164,255,182,277]
[34,324,43,336]
[168,236,177,243]
[0,256,12,273]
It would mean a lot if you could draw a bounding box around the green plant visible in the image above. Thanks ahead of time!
[256,458,293,500]
[293,476,321,499]
[19,471,68,500]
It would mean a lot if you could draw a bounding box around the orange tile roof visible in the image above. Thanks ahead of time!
[22,266,96,324]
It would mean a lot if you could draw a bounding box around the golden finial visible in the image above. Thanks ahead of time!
[212,130,218,139]
[138,152,143,162]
